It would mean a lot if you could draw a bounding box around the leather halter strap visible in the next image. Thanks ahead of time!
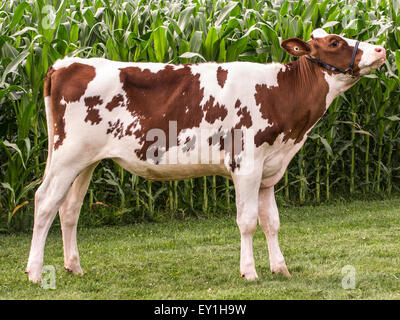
[306,41,360,77]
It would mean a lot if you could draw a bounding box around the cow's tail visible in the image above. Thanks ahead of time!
[43,67,55,179]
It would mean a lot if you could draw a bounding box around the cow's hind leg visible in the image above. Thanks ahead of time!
[258,184,290,277]
[26,161,88,283]
[59,162,99,275]
[233,173,262,281]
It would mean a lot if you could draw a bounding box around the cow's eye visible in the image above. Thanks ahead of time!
[330,40,339,48]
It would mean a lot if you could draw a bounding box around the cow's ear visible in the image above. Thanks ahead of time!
[281,38,311,57]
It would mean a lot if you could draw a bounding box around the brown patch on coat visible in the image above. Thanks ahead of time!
[233,99,252,129]
[203,96,227,124]
[107,119,125,139]
[125,121,138,136]
[84,95,103,125]
[43,67,55,98]
[254,58,329,147]
[106,94,124,112]
[217,66,228,88]
[117,64,228,161]
[49,63,96,149]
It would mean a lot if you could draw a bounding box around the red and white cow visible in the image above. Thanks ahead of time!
[26,29,386,282]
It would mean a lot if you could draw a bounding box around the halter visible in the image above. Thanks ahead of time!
[306,41,360,77]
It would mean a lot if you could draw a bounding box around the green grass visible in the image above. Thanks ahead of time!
[1,199,400,299]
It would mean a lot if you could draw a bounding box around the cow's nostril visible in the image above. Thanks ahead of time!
[375,47,386,55]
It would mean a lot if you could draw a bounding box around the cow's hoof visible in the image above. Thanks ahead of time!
[26,270,42,283]
[64,265,84,275]
[271,265,291,278]
[241,270,259,281]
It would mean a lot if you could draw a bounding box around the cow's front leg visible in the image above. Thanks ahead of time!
[233,173,262,281]
[258,184,290,277]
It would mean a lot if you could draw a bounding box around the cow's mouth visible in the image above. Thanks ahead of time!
[370,50,387,69]
[359,58,386,75]
[375,57,386,68]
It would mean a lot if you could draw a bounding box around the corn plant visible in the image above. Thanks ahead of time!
[0,0,399,231]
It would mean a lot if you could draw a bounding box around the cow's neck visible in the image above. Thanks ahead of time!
[283,57,356,108]
[283,57,332,107]
[255,57,337,146]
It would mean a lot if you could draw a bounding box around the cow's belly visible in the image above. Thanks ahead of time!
[113,157,231,180]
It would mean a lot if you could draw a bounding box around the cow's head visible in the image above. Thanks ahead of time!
[281,29,386,80]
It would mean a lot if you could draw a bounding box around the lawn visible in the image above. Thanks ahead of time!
[1,198,400,300]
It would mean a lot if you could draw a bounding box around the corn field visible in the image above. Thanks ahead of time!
[0,0,399,231]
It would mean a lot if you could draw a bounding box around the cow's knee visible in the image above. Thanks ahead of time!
[237,214,258,236]
[33,188,57,229]
[259,213,280,236]
[59,201,81,228]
